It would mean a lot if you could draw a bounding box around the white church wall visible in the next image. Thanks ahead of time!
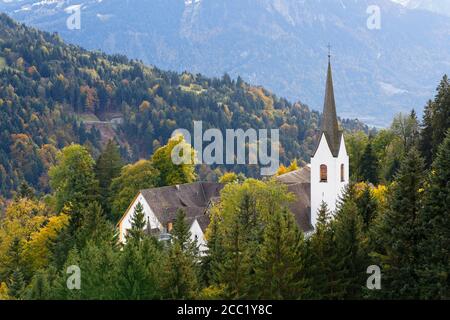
[118,192,162,243]
[336,134,350,193]
[310,133,349,228]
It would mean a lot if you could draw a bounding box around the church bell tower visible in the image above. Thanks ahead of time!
[310,53,349,228]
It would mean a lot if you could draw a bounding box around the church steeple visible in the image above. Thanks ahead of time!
[321,54,341,157]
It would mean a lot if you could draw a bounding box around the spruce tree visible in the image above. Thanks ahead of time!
[95,140,123,216]
[333,199,367,299]
[306,201,339,299]
[75,201,115,249]
[356,185,378,232]
[254,208,309,299]
[219,194,255,299]
[116,238,163,300]
[8,268,25,299]
[419,100,434,168]
[359,140,379,184]
[201,213,224,286]
[125,202,146,244]
[163,242,199,299]
[418,130,450,299]
[419,76,450,167]
[172,209,192,251]
[374,148,425,299]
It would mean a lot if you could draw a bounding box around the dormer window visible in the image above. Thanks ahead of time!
[320,164,328,182]
[341,164,345,182]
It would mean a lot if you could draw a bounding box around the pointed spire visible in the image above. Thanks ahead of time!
[321,54,341,157]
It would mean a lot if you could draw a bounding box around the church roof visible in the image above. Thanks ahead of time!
[315,59,342,157]
[276,167,313,232]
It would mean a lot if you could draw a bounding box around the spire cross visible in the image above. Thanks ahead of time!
[327,43,332,62]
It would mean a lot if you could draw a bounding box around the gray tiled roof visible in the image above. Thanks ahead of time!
[276,167,314,233]
[140,182,224,226]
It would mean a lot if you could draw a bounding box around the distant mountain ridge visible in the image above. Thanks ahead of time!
[1,0,450,126]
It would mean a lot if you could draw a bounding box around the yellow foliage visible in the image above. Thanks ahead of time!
[249,87,273,110]
[0,282,9,300]
[372,184,388,207]
[0,199,48,276]
[354,182,369,197]
[277,165,288,176]
[276,159,299,176]
[219,172,239,185]
[22,214,70,272]
[139,100,151,112]
[197,285,226,300]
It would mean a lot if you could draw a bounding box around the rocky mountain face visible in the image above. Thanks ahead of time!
[1,0,450,126]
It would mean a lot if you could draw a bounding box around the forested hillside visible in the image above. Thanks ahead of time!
[0,13,367,198]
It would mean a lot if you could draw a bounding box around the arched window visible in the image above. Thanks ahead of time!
[320,164,328,182]
[341,164,345,182]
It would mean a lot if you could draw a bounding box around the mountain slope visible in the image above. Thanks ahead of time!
[0,13,367,198]
[1,0,449,126]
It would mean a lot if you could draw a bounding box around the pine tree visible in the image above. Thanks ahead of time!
[17,182,35,199]
[201,212,224,286]
[95,140,123,216]
[306,201,339,299]
[254,208,309,299]
[374,148,425,299]
[7,268,25,299]
[333,199,367,299]
[26,270,52,300]
[418,130,450,299]
[219,194,255,299]
[172,209,191,251]
[163,242,199,299]
[419,75,450,167]
[356,185,378,232]
[116,238,163,300]
[359,140,379,184]
[431,76,450,156]
[75,201,115,249]
[125,202,146,244]
[419,100,434,168]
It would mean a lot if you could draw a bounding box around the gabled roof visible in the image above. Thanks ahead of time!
[314,59,343,158]
[276,167,313,233]
[140,182,224,226]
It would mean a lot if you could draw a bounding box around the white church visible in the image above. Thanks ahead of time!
[117,57,349,246]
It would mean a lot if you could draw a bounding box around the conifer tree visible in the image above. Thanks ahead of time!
[163,242,199,299]
[201,212,224,286]
[75,201,115,249]
[254,208,309,299]
[306,201,338,299]
[419,75,450,167]
[125,202,146,244]
[95,140,123,215]
[419,100,434,167]
[172,209,192,251]
[116,238,162,300]
[374,148,425,299]
[359,140,379,184]
[418,130,450,299]
[356,185,378,232]
[7,268,25,299]
[26,270,52,300]
[333,199,367,299]
[162,209,200,299]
